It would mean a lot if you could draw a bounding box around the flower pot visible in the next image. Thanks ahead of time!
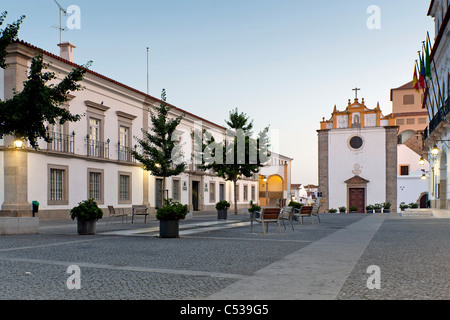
[77,220,96,235]
[218,210,228,220]
[159,220,179,238]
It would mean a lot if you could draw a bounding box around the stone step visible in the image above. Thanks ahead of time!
[401,209,433,217]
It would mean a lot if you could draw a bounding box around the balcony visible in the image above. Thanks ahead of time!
[86,137,110,159]
[423,97,450,142]
[118,144,137,163]
[46,132,75,154]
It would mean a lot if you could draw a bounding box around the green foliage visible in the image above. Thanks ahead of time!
[215,200,231,211]
[70,199,104,222]
[133,90,186,206]
[0,11,25,68]
[408,202,419,209]
[349,205,358,212]
[197,108,270,214]
[338,206,346,213]
[399,202,409,210]
[0,12,91,148]
[248,203,261,213]
[373,203,383,210]
[383,202,391,209]
[288,201,303,210]
[156,199,189,221]
[329,208,337,213]
[366,204,374,211]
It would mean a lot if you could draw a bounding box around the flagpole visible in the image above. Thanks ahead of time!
[416,59,435,121]
[426,32,444,107]
[418,51,439,117]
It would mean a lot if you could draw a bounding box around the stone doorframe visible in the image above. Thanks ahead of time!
[345,175,369,212]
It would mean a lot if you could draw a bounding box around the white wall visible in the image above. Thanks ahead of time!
[0,67,4,101]
[328,127,387,209]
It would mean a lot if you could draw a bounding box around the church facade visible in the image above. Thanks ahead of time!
[318,92,398,213]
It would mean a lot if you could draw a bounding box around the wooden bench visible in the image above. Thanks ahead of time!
[107,206,128,225]
[132,205,149,224]
[279,206,294,231]
[251,207,281,234]
[292,206,320,224]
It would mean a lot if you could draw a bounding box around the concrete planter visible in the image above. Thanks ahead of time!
[159,220,180,238]
[218,210,228,220]
[77,220,97,235]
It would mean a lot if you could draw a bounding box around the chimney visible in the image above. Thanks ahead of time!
[58,42,76,62]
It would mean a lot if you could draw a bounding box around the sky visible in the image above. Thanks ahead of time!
[1,0,435,184]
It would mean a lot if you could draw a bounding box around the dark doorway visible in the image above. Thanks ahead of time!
[349,188,365,213]
[192,181,199,211]
[219,184,225,202]
[155,178,163,209]
[420,193,429,208]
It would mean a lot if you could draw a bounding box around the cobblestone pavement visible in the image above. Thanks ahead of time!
[0,212,448,301]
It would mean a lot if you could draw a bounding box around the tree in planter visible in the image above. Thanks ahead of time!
[0,12,91,148]
[132,89,187,207]
[197,108,270,215]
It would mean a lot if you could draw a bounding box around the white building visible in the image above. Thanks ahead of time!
[318,93,398,213]
[422,0,450,212]
[0,40,258,220]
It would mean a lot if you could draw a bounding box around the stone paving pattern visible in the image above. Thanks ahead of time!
[0,213,448,300]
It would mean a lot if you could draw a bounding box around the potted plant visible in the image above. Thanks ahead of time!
[157,199,189,238]
[339,206,347,213]
[373,203,383,213]
[383,202,391,213]
[366,204,374,213]
[409,202,419,209]
[349,205,358,213]
[70,199,104,235]
[248,203,261,220]
[216,200,231,220]
[329,208,337,213]
[399,202,408,211]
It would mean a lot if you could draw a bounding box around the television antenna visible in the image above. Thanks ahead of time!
[51,0,68,44]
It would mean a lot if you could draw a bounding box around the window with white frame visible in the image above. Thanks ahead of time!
[88,169,104,204]
[48,164,69,205]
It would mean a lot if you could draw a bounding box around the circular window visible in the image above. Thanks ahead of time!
[349,136,364,150]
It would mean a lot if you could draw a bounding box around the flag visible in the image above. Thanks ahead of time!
[419,51,426,88]
[425,40,431,79]
[413,65,419,93]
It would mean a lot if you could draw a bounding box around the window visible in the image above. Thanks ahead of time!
[348,136,364,151]
[406,118,416,125]
[172,179,180,201]
[48,164,69,205]
[403,95,415,105]
[251,185,256,201]
[210,182,216,203]
[120,126,129,148]
[88,169,104,204]
[418,118,427,124]
[400,165,409,176]
[236,184,240,202]
[243,185,248,201]
[119,173,131,203]
[396,119,405,125]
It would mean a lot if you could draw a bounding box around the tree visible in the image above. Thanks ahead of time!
[0,12,91,148]
[133,89,187,207]
[198,108,270,215]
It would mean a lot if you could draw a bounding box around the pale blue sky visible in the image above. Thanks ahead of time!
[2,0,435,184]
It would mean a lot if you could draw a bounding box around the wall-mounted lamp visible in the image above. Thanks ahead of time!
[14,139,24,149]
[431,144,440,156]
[419,157,426,166]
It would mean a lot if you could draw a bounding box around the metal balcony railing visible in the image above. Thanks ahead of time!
[424,97,450,141]
[46,132,75,154]
[86,137,110,159]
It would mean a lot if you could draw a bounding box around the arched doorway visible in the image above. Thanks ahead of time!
[419,192,429,208]
[259,175,284,207]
